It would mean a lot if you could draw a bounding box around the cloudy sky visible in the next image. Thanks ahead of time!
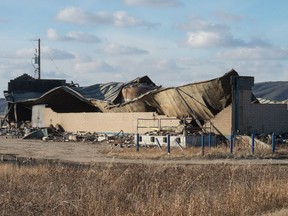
[0,0,287,93]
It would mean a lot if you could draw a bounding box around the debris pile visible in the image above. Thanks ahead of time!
[0,127,23,138]
[1,120,287,148]
[255,133,288,144]
[0,123,135,146]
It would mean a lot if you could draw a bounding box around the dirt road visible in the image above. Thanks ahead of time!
[0,136,288,165]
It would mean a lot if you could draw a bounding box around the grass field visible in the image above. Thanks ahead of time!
[0,162,288,215]
[105,141,288,160]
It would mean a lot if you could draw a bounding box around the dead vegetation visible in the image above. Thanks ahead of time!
[0,163,288,215]
[106,140,288,160]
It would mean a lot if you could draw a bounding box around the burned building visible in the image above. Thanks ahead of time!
[3,73,160,125]
[3,69,288,137]
[4,74,66,124]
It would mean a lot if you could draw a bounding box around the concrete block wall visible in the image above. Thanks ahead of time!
[43,108,179,134]
[206,105,232,136]
[238,90,253,133]
[205,88,288,136]
[237,90,288,135]
[241,103,288,134]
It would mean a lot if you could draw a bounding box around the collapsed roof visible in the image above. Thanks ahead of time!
[92,70,237,120]
[4,69,238,122]
[252,81,288,101]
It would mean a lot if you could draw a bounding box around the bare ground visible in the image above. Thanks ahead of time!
[0,136,288,166]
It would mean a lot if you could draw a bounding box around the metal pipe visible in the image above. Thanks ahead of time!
[251,133,255,156]
[136,133,140,151]
[155,138,162,150]
[272,132,276,153]
[230,131,234,157]
[167,134,171,154]
[208,132,212,148]
[201,134,205,158]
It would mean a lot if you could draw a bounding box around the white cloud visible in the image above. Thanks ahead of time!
[216,47,288,60]
[0,61,31,78]
[177,57,207,67]
[178,15,228,32]
[103,43,148,55]
[47,28,101,43]
[113,11,144,27]
[107,57,190,85]
[55,7,158,28]
[47,28,59,40]
[220,61,288,82]
[179,16,240,48]
[41,70,70,79]
[185,31,260,48]
[180,16,270,48]
[0,48,34,59]
[187,31,225,48]
[155,59,181,70]
[215,11,245,22]
[67,32,101,43]
[15,48,34,58]
[75,60,115,73]
[124,0,183,7]
[41,46,75,60]
[55,7,112,25]
[0,45,75,60]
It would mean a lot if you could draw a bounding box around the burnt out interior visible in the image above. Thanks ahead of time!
[34,88,100,113]
[6,103,32,123]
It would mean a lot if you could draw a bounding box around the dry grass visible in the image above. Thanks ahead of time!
[101,134,288,160]
[104,142,288,161]
[0,162,288,215]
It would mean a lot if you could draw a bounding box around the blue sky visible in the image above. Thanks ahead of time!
[0,0,288,93]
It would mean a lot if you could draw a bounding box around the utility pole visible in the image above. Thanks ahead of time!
[37,38,41,79]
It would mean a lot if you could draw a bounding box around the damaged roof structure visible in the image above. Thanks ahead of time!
[4,69,237,124]
[3,69,288,137]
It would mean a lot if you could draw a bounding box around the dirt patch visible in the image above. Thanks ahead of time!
[1,136,288,165]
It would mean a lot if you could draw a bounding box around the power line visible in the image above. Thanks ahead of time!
[38,40,63,74]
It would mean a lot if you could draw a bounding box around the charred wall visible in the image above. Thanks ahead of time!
[7,74,65,93]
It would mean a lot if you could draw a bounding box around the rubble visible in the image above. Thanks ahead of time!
[255,133,288,144]
[1,118,287,149]
[0,122,135,146]
[23,128,48,139]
